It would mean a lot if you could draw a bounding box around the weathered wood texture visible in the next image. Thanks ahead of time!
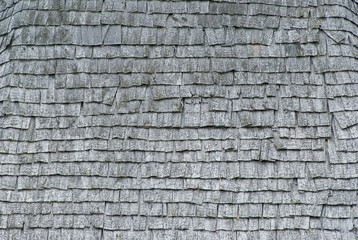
[0,0,358,239]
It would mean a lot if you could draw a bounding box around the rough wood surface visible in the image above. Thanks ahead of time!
[0,0,358,239]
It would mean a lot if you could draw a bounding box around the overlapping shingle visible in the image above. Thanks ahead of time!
[1,0,358,239]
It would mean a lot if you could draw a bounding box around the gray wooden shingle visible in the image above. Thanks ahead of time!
[1,0,358,239]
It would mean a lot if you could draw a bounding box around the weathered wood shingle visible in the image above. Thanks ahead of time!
[1,0,358,239]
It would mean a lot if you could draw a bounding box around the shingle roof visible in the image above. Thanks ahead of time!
[0,0,358,239]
